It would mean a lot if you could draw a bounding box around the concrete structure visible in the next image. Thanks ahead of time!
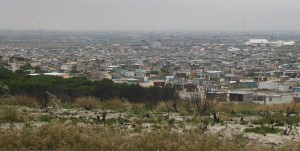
[293,87,300,93]
[229,91,253,102]
[278,84,291,92]
[29,72,70,78]
[258,82,278,90]
[240,81,258,89]
[245,39,295,47]
[264,95,293,105]
[245,39,269,46]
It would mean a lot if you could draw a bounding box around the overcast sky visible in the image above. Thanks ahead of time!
[1,0,300,31]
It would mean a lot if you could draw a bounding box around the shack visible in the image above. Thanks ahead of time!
[229,91,253,102]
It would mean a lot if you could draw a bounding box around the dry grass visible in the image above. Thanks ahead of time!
[100,98,129,110]
[4,95,300,116]
[0,106,27,123]
[155,101,170,112]
[131,102,145,110]
[215,102,300,114]
[0,95,39,108]
[1,95,143,111]
[74,97,103,109]
[74,97,130,111]
[1,122,297,151]
[0,98,300,150]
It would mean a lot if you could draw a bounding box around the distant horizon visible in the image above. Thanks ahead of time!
[1,28,300,33]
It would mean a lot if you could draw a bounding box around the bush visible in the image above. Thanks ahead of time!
[0,81,10,98]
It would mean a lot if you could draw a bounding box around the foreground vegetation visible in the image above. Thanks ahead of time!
[0,123,286,151]
[0,97,300,150]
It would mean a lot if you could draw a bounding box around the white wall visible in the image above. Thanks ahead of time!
[278,84,290,91]
[258,82,278,90]
[264,95,293,105]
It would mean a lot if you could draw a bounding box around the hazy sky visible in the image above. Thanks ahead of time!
[1,0,300,31]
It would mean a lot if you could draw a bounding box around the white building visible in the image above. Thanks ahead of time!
[123,71,135,77]
[245,39,269,46]
[245,39,295,47]
[269,41,283,47]
[264,94,293,105]
[258,82,278,90]
[61,64,71,71]
[227,47,241,52]
[283,41,295,46]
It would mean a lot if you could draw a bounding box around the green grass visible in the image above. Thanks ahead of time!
[106,118,118,126]
[245,125,281,135]
[39,115,53,122]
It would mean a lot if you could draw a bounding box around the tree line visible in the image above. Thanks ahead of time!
[0,67,176,105]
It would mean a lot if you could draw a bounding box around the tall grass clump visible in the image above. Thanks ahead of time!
[0,106,26,123]
[101,99,129,111]
[74,97,102,109]
[74,97,129,111]
[0,95,39,108]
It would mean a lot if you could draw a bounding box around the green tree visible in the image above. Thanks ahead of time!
[0,81,10,98]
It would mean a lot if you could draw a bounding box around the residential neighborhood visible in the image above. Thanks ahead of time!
[1,31,300,105]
